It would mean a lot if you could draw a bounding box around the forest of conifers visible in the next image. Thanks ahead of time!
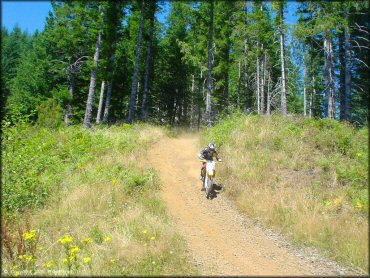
[2,1,369,128]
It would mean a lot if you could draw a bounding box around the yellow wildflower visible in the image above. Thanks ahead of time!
[142,230,147,234]
[150,236,156,241]
[18,255,25,260]
[104,236,112,243]
[355,201,363,209]
[83,257,92,264]
[113,178,118,187]
[110,259,117,264]
[14,271,20,277]
[58,235,74,245]
[69,245,80,254]
[25,255,36,262]
[13,264,19,269]
[23,229,37,241]
[81,237,93,244]
[44,261,54,269]
[62,258,68,264]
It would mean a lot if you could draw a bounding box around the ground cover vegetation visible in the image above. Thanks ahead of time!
[202,113,368,272]
[2,120,198,276]
[2,0,368,275]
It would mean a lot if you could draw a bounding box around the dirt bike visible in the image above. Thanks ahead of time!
[200,158,222,199]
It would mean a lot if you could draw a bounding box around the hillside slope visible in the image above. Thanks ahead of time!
[2,124,198,276]
[202,114,368,272]
[148,133,361,275]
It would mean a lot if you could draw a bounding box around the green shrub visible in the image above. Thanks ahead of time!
[89,225,104,244]
[202,113,368,271]
[36,99,64,128]
[1,123,147,214]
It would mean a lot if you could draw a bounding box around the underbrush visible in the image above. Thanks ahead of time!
[202,113,368,272]
[2,122,197,276]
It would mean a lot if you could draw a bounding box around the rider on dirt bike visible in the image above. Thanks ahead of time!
[198,143,222,183]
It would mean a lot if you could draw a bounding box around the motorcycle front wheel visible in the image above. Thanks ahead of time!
[205,177,213,199]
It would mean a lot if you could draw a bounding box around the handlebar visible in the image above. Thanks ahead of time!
[199,158,222,163]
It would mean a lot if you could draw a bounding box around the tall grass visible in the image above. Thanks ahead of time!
[2,123,198,276]
[202,113,368,272]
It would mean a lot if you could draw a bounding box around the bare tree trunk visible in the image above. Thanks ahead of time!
[344,23,352,121]
[261,48,266,114]
[266,68,271,115]
[198,69,203,130]
[339,27,346,120]
[309,92,312,118]
[182,93,187,124]
[324,34,336,119]
[303,55,307,117]
[190,74,195,129]
[312,74,317,117]
[225,71,230,113]
[279,5,287,117]
[128,0,146,124]
[83,30,102,128]
[65,74,75,126]
[256,41,260,114]
[237,61,241,108]
[103,51,116,124]
[137,81,140,110]
[206,0,214,127]
[172,89,179,125]
[142,0,156,121]
[244,1,249,112]
[96,81,106,124]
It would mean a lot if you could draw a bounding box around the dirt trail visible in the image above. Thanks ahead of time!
[148,134,352,275]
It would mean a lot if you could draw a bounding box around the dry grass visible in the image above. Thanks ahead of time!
[2,124,198,276]
[203,114,368,273]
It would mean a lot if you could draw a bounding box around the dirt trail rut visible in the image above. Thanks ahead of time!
[148,134,354,276]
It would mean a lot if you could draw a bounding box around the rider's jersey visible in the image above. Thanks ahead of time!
[200,147,219,161]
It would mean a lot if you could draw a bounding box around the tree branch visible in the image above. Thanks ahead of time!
[353,58,369,69]
[354,22,369,34]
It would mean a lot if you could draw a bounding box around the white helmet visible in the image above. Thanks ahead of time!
[209,143,216,150]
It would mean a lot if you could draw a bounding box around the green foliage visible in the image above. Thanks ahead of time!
[36,99,64,128]
[203,113,368,212]
[2,125,93,213]
[1,123,198,276]
[202,113,368,270]
[6,32,53,117]
[2,26,31,109]
[1,123,154,215]
[203,111,245,147]
[89,225,104,244]
[3,2,368,125]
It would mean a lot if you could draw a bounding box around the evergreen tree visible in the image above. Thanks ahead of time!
[206,0,215,126]
[2,0,368,126]
[128,0,146,124]
[2,26,31,115]
[142,0,157,121]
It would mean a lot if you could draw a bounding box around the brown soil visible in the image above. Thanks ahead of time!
[148,134,358,276]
